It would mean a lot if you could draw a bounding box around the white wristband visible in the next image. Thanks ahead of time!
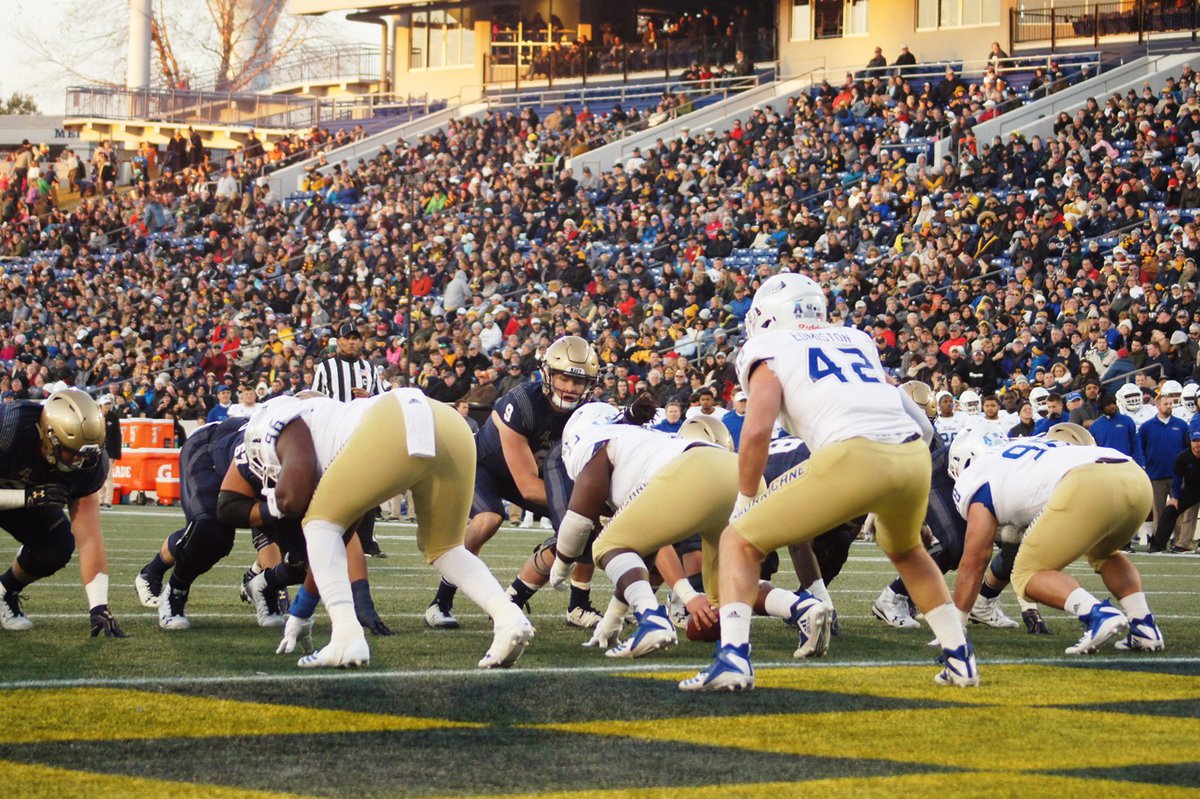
[0,489,25,510]
[265,487,282,520]
[672,578,699,605]
[85,573,110,610]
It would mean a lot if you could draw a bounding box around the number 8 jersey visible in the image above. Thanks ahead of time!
[736,327,921,450]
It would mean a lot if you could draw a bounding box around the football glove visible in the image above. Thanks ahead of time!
[26,484,70,508]
[276,615,315,654]
[622,392,659,426]
[1022,608,1052,635]
[89,604,128,638]
[548,557,574,592]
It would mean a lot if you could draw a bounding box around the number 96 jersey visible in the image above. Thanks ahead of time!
[952,440,1132,527]
[736,328,920,451]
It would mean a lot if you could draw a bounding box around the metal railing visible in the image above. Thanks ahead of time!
[65,86,440,130]
[1012,1,1200,49]
[483,72,764,113]
[167,44,383,94]
[485,31,775,87]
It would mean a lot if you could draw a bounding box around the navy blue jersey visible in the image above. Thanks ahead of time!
[0,402,107,499]
[180,416,249,521]
[209,417,249,479]
[475,383,570,476]
[764,437,811,484]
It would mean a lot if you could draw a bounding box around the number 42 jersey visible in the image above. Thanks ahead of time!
[736,328,920,451]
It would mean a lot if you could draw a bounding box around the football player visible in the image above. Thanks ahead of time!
[425,335,601,630]
[1116,383,1155,428]
[934,390,969,446]
[1181,383,1198,422]
[0,389,124,637]
[1160,380,1188,421]
[949,427,1165,654]
[963,394,1014,437]
[682,275,978,692]
[1028,386,1051,421]
[242,390,533,669]
[957,389,982,417]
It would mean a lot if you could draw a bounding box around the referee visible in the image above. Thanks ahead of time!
[313,321,387,557]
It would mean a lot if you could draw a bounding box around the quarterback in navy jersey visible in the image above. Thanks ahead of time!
[426,336,601,630]
[0,390,123,637]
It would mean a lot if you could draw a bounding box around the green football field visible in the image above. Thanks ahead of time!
[1,507,1198,798]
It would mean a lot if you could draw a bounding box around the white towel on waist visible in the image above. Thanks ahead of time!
[394,388,437,458]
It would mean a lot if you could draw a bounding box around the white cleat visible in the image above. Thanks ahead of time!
[565,605,603,629]
[872,586,921,629]
[0,585,33,631]
[478,616,535,668]
[1065,601,1127,655]
[157,587,190,631]
[679,643,755,692]
[1115,614,1166,652]
[969,595,1020,629]
[934,643,980,687]
[423,603,459,629]
[297,636,370,669]
[245,572,286,628]
[134,573,161,608]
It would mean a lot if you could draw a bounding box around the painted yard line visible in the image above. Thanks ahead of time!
[1,655,1196,691]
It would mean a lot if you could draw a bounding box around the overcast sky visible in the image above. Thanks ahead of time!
[0,0,373,115]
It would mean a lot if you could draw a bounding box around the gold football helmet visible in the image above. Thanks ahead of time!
[39,388,105,472]
[679,415,734,451]
[540,335,600,410]
[899,380,936,419]
[1045,422,1095,447]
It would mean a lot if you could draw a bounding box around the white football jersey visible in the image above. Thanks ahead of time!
[1173,407,1193,424]
[963,415,1012,438]
[684,406,728,421]
[257,393,394,475]
[735,328,919,450]
[953,439,1131,527]
[1132,406,1157,428]
[563,424,706,512]
[934,412,970,446]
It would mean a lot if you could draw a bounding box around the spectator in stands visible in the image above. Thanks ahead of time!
[865,47,887,76]
[893,44,916,77]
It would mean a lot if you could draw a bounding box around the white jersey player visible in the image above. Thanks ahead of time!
[949,432,1164,655]
[1116,383,1155,427]
[963,395,1013,438]
[1160,380,1189,422]
[680,273,976,693]
[934,391,970,446]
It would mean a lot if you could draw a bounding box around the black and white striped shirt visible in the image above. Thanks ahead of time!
[312,356,385,402]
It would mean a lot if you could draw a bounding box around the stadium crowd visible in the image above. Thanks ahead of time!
[0,54,1199,517]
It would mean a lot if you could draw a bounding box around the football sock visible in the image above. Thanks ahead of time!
[142,553,170,579]
[568,580,591,609]
[719,602,753,648]
[1119,591,1150,619]
[925,602,967,650]
[433,546,520,623]
[1064,587,1100,618]
[264,564,290,591]
[507,578,538,607]
[979,579,1003,600]
[623,579,657,615]
[0,569,29,594]
[168,572,193,593]
[598,596,628,632]
[763,587,800,619]
[304,519,362,642]
[806,578,832,606]
[433,578,458,609]
[888,577,908,597]
[1017,596,1038,612]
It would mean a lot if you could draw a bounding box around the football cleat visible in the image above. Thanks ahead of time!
[297,636,370,669]
[787,593,831,658]
[239,565,257,604]
[679,643,755,692]
[1065,601,1127,655]
[605,606,677,658]
[424,602,459,629]
[872,586,920,629]
[0,585,32,631]
[1022,608,1053,635]
[1115,614,1166,651]
[566,603,603,629]
[135,572,162,608]
[934,643,979,687]
[969,595,1020,629]
[245,573,286,628]
[478,616,535,669]
[829,607,841,637]
[157,587,190,631]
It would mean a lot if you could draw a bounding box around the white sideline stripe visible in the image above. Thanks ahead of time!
[1,655,1197,691]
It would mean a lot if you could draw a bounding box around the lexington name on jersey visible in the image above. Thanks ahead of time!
[563,424,709,512]
[952,439,1131,527]
[735,328,920,451]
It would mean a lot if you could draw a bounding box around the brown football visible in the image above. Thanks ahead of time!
[686,614,721,642]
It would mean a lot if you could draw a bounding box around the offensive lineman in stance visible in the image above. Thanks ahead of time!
[242,390,534,668]
[0,388,124,637]
[682,274,978,692]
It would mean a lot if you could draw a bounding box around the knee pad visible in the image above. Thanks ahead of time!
[16,514,74,578]
[531,535,557,578]
[759,550,780,581]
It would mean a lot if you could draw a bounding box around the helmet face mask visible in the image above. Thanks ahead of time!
[1160,379,1183,407]
[1116,384,1142,414]
[1183,384,1198,412]
[243,398,305,487]
[1029,387,1051,417]
[958,390,982,415]
[541,336,599,411]
[39,389,105,473]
